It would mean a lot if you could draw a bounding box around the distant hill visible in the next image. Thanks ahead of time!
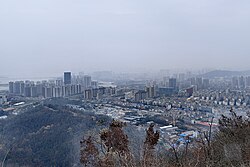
[200,70,250,78]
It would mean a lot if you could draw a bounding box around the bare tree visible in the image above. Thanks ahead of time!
[142,123,160,167]
[80,136,100,167]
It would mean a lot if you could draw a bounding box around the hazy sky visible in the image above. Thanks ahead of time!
[0,0,250,77]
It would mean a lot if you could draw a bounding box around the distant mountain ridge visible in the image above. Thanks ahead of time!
[200,70,250,78]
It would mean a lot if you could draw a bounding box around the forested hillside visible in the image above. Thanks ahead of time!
[0,102,110,166]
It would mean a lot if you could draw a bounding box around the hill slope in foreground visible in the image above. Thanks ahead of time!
[0,102,110,166]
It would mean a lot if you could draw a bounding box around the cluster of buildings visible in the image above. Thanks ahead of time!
[8,71,250,111]
[160,75,210,91]
[8,72,96,98]
[131,77,208,102]
[231,76,250,89]
[193,89,250,107]
[8,72,120,100]
[134,86,156,102]
[4,70,250,149]
[84,84,116,100]
[90,96,216,148]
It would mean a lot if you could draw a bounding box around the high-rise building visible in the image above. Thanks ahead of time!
[145,86,156,98]
[53,87,62,97]
[9,82,14,94]
[20,82,25,95]
[31,86,38,97]
[13,81,21,95]
[135,90,148,102]
[246,76,250,87]
[190,77,196,85]
[84,75,92,88]
[65,85,71,96]
[203,79,210,89]
[232,77,239,88]
[169,78,177,90]
[36,83,43,96]
[239,76,245,89]
[24,86,32,97]
[42,86,52,98]
[163,76,169,87]
[195,77,203,90]
[70,85,76,95]
[56,79,63,86]
[76,84,82,94]
[42,87,46,98]
[91,81,98,88]
[62,86,66,97]
[64,72,72,85]
[84,89,93,100]
[46,87,53,98]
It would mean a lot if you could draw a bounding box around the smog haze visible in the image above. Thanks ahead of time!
[1,0,250,77]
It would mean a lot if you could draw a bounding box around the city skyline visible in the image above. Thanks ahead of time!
[1,0,250,77]
[1,1,250,166]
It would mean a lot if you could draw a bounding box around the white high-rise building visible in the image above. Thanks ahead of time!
[84,75,92,88]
